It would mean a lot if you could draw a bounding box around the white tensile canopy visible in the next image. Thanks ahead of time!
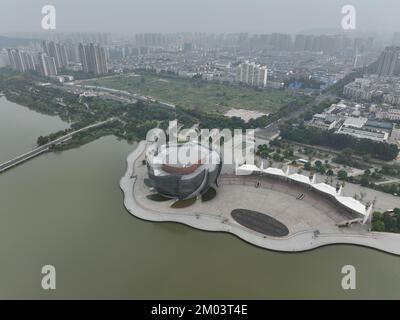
[235,164,368,216]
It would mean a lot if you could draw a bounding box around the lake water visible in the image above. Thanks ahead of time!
[0,97,399,299]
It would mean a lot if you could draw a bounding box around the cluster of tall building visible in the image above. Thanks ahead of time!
[7,49,36,73]
[6,40,109,78]
[376,47,400,77]
[236,61,268,88]
[37,53,58,77]
[7,42,61,77]
[292,34,373,55]
[78,43,108,75]
[41,41,68,70]
[131,32,374,56]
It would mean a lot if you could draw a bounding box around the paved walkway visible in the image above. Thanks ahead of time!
[120,141,400,255]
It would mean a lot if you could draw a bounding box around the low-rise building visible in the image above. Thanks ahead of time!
[376,108,400,121]
[336,117,391,142]
[308,113,338,130]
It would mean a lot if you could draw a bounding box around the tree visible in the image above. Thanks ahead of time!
[284,148,294,159]
[304,162,312,171]
[338,170,348,180]
[315,160,323,168]
[362,154,371,163]
[280,125,399,161]
[273,153,282,162]
[360,176,370,187]
[383,213,398,232]
[37,136,49,146]
[372,220,385,232]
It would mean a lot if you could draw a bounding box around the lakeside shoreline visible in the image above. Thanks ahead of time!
[120,141,400,256]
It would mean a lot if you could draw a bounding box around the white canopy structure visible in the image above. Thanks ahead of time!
[263,167,286,177]
[288,173,312,185]
[235,164,261,175]
[312,183,338,197]
[235,164,371,219]
[336,196,367,216]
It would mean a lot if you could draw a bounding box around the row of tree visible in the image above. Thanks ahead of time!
[280,125,399,161]
[372,209,400,233]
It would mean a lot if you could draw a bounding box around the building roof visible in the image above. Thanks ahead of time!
[236,164,261,175]
[288,173,311,185]
[263,167,286,176]
[336,196,366,215]
[312,183,337,197]
[343,117,368,128]
[149,142,220,177]
[365,119,393,130]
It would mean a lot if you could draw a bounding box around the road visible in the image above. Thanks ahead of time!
[255,101,312,141]
[59,82,176,109]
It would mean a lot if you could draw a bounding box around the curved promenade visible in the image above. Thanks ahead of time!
[120,141,400,255]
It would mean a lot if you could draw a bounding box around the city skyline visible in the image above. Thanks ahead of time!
[1,0,400,34]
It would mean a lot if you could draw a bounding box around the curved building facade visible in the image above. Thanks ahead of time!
[146,142,221,200]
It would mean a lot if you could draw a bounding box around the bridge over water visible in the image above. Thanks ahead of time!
[0,118,114,173]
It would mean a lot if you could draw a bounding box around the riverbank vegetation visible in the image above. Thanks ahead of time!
[0,69,316,152]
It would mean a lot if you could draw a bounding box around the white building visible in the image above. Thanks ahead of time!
[308,113,338,130]
[376,108,400,121]
[236,61,268,88]
[336,117,390,142]
[37,53,57,77]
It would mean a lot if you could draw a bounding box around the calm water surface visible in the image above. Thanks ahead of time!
[0,97,399,299]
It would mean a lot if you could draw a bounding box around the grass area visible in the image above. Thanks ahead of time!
[170,197,197,208]
[82,73,297,114]
[201,187,217,202]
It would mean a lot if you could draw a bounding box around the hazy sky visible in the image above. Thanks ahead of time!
[1,0,400,34]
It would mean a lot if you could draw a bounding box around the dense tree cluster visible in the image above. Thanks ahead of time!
[372,209,400,233]
[280,125,399,161]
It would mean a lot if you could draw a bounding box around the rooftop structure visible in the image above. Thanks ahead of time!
[308,113,338,130]
[146,142,221,200]
[235,163,372,221]
[336,116,390,142]
[236,61,268,88]
[344,76,400,106]
[342,117,368,128]
[307,100,394,142]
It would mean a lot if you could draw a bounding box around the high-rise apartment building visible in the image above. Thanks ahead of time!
[37,53,57,77]
[376,46,400,77]
[0,49,10,68]
[236,61,268,88]
[7,49,36,73]
[42,41,69,71]
[78,43,108,75]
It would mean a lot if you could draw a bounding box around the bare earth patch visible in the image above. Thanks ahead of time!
[224,108,268,122]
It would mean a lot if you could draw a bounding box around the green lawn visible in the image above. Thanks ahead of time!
[82,73,297,114]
